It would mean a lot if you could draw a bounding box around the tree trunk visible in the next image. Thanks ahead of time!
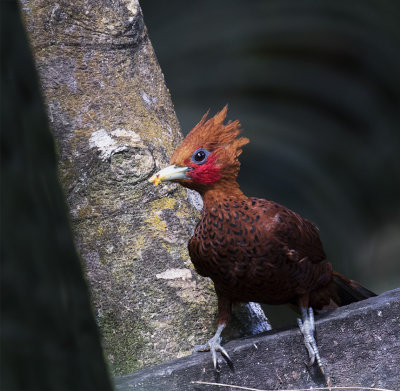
[20,0,217,376]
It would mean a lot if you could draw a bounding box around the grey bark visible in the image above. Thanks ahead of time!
[20,0,219,376]
[115,288,400,391]
[20,0,272,376]
[1,2,111,389]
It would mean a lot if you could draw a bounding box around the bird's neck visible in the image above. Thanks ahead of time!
[201,182,248,210]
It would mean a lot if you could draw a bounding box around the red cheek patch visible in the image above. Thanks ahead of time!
[187,154,221,185]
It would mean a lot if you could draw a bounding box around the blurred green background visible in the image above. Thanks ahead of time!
[140,0,400,306]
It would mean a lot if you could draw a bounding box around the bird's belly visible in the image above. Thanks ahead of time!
[202,256,301,305]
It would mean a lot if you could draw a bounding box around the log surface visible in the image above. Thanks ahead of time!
[115,288,400,391]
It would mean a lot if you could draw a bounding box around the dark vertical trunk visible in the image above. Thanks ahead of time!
[1,2,112,389]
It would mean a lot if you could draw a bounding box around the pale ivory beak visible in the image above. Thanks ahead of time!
[149,165,191,186]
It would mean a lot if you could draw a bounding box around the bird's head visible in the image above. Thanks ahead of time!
[149,106,249,194]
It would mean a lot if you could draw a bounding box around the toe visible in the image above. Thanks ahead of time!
[211,346,218,369]
[193,343,209,353]
[218,345,231,363]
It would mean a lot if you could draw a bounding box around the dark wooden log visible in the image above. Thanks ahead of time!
[115,288,400,391]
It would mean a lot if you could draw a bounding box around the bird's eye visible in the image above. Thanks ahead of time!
[191,148,209,165]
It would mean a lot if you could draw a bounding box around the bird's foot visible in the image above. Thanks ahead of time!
[193,324,231,370]
[297,307,325,375]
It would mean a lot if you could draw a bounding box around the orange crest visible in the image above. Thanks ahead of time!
[171,106,250,179]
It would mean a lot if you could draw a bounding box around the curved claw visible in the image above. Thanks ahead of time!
[193,324,231,370]
[307,355,316,368]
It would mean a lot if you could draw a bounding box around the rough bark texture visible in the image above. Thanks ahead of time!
[115,288,400,391]
[20,0,219,376]
[1,3,111,389]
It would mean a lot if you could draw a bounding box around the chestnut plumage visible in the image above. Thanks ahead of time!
[149,106,375,376]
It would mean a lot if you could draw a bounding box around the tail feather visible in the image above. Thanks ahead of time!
[332,271,376,306]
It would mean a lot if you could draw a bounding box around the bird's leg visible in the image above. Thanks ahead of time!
[193,323,231,370]
[297,306,325,375]
[193,293,232,370]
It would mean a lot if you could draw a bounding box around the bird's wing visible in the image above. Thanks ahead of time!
[251,198,326,264]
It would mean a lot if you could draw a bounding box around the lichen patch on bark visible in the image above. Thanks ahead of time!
[156,268,192,280]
